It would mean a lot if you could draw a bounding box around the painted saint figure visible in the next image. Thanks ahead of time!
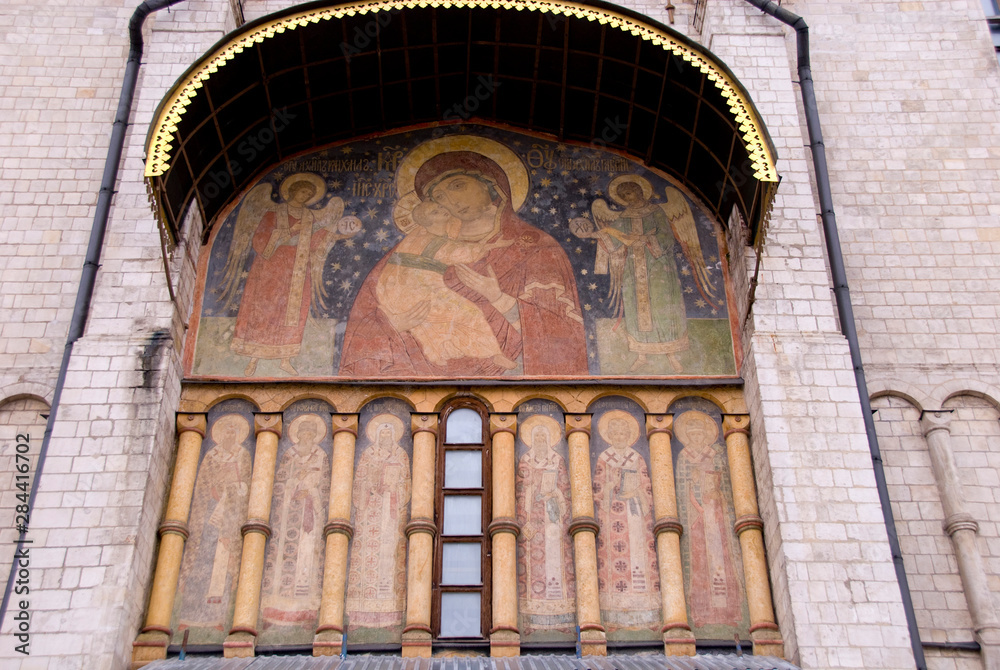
[261,414,330,631]
[515,415,576,633]
[219,173,362,377]
[175,414,252,640]
[346,414,411,630]
[571,176,717,373]
[674,409,743,629]
[592,410,660,627]
[340,136,588,377]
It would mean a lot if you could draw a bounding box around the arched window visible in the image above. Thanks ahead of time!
[434,401,491,640]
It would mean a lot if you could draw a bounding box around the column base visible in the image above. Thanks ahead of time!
[490,628,520,657]
[580,626,607,656]
[402,628,433,658]
[223,630,256,658]
[662,625,696,656]
[313,628,344,657]
[750,625,784,659]
[130,630,169,669]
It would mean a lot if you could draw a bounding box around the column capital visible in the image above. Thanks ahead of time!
[176,412,207,437]
[565,414,592,437]
[411,413,438,436]
[253,412,282,437]
[646,414,673,438]
[920,409,954,437]
[722,414,751,437]
[489,413,517,436]
[331,413,358,436]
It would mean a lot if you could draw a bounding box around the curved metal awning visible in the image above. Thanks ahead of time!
[144,0,779,245]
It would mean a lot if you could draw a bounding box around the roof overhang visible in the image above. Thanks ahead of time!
[144,0,779,245]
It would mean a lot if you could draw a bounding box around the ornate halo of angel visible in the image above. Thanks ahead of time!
[216,172,363,377]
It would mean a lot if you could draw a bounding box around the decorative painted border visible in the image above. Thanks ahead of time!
[143,0,779,184]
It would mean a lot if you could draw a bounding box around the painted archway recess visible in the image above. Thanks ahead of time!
[143,0,779,248]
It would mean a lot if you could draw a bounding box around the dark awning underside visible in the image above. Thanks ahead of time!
[145,0,778,244]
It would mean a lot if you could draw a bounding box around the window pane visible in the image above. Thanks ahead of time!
[445,408,482,444]
[441,543,481,585]
[445,450,482,488]
[442,495,482,535]
[984,0,1000,17]
[440,592,481,637]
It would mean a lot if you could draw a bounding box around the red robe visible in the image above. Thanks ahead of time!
[340,209,588,377]
[231,211,328,360]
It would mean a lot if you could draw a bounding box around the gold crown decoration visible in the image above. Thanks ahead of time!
[143,0,779,185]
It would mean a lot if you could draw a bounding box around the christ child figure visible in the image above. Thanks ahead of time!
[376,199,518,369]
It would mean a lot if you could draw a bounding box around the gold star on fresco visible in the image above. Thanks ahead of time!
[684,286,694,294]
[681,267,691,276]
[353,255,361,261]
[581,269,588,275]
[578,188,588,196]
[549,207,557,215]
[534,193,541,199]
[588,283,597,290]
[584,304,592,311]
[340,279,352,291]
[353,271,360,278]
[540,178,552,187]
[330,180,342,189]
[531,206,540,214]
[709,255,718,263]
[366,207,377,219]
[325,279,333,286]
[363,242,372,249]
[332,262,342,271]
[341,147,353,154]
[375,229,389,242]
[694,299,706,308]
[344,239,355,248]
[575,247,582,254]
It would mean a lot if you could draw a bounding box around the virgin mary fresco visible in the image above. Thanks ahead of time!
[339,136,588,377]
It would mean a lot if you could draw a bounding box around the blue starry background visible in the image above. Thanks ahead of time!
[200,124,730,376]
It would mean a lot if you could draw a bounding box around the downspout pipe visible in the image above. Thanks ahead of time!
[740,2,927,668]
[0,0,184,631]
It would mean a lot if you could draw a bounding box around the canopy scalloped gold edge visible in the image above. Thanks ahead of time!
[143,0,779,184]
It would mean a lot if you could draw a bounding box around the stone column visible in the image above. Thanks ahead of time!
[488,414,520,657]
[723,414,782,658]
[565,414,606,656]
[921,410,1000,669]
[646,414,696,656]
[132,413,207,667]
[402,413,438,658]
[224,413,282,658]
[314,414,358,656]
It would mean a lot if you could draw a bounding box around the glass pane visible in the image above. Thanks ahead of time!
[441,543,481,585]
[984,0,1000,17]
[445,408,482,444]
[442,495,482,535]
[445,450,482,488]
[440,592,481,637]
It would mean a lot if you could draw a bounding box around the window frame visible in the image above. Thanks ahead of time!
[432,399,492,641]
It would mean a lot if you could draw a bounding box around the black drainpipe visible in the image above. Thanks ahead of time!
[740,2,926,668]
[0,0,184,630]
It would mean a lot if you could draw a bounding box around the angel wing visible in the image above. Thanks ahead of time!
[660,186,718,307]
[589,198,628,313]
[219,182,275,310]
[313,196,345,232]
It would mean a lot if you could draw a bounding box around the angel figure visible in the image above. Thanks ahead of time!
[219,173,362,376]
[570,175,717,373]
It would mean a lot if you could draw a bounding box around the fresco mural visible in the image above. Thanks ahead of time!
[258,401,333,645]
[345,398,413,642]
[172,399,255,645]
[514,400,576,641]
[670,397,750,640]
[187,124,737,380]
[589,396,660,640]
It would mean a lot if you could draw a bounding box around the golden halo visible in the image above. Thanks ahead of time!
[391,191,423,234]
[608,174,653,206]
[210,414,250,445]
[519,415,562,449]
[673,410,718,444]
[366,413,405,443]
[289,413,327,443]
[279,172,326,207]
[395,135,529,210]
[597,410,640,448]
